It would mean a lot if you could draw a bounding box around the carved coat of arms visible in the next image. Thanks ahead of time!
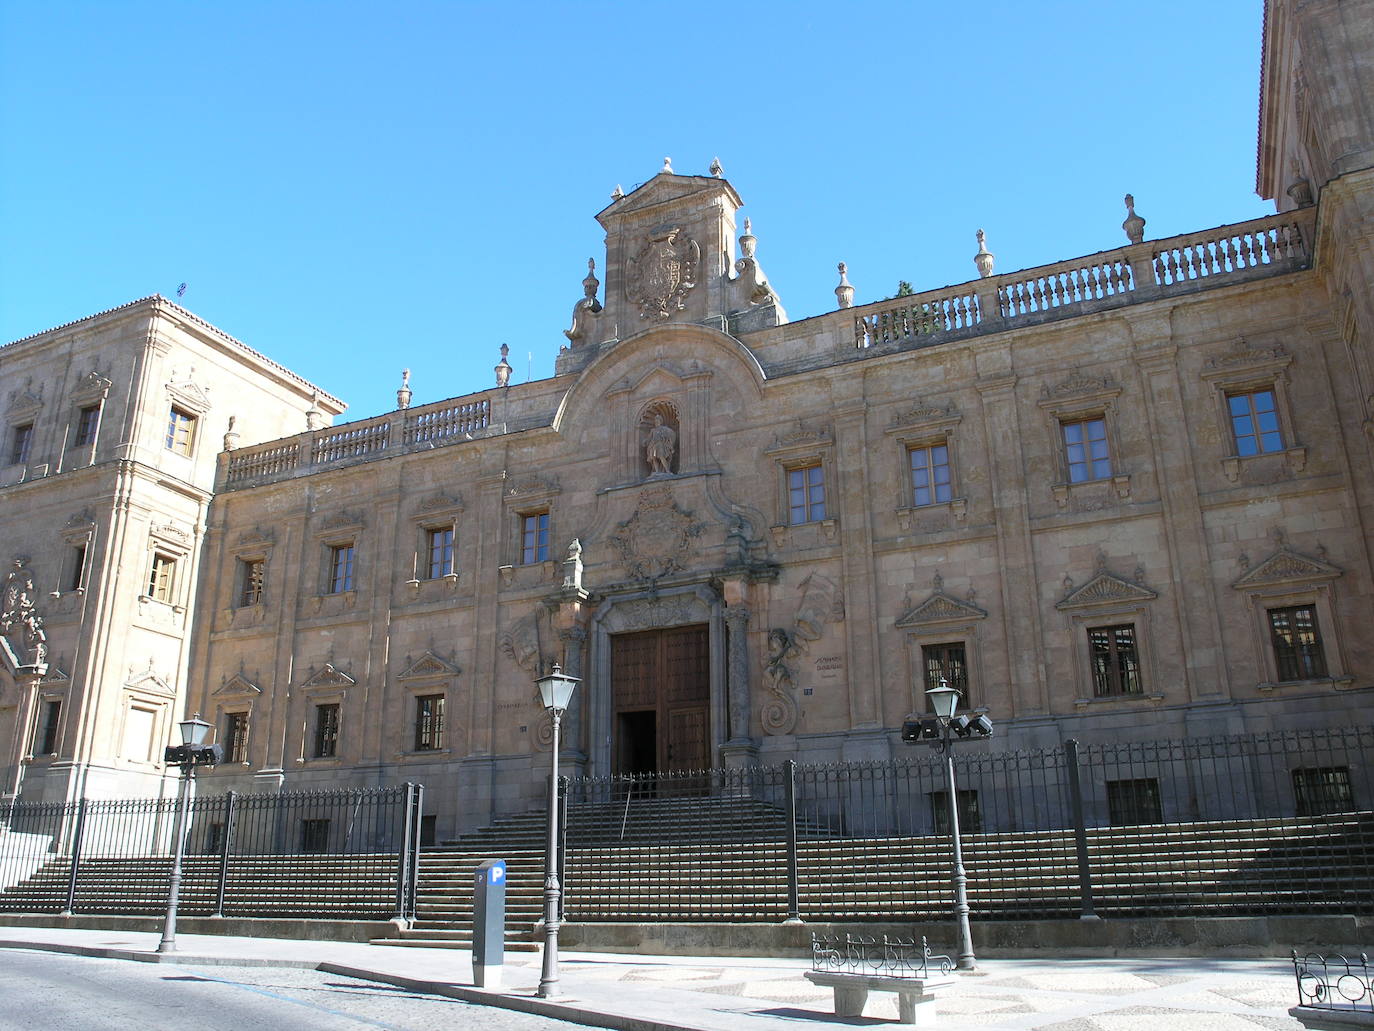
[608,487,705,581]
[627,226,700,320]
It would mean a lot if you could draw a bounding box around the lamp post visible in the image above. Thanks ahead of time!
[535,663,578,998]
[902,676,993,973]
[158,713,221,954]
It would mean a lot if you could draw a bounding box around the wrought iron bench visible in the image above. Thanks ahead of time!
[1290,951,1374,1031]
[805,933,955,1026]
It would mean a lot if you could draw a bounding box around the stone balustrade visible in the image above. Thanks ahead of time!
[219,209,1314,492]
[222,395,492,489]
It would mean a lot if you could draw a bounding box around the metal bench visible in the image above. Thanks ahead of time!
[805,933,955,1026]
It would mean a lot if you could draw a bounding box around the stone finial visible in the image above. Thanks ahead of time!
[611,184,624,200]
[973,229,995,279]
[582,258,599,299]
[835,262,855,309]
[1122,193,1146,244]
[222,415,240,452]
[495,343,512,388]
[662,156,673,174]
[739,218,757,260]
[709,157,724,177]
[396,369,412,410]
[306,393,322,431]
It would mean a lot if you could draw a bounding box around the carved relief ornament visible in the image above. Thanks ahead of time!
[627,226,700,320]
[607,486,705,582]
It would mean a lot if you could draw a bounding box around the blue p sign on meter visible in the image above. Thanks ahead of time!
[473,859,507,987]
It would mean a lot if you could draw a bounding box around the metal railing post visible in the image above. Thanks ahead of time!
[557,775,568,921]
[784,760,801,924]
[407,784,424,921]
[1064,739,1099,920]
[393,783,415,925]
[61,798,87,916]
[213,791,238,918]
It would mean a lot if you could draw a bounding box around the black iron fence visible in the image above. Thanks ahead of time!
[561,726,1374,922]
[1292,950,1373,1014]
[0,783,422,921]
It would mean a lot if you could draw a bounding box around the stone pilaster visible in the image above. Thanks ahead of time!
[723,602,751,743]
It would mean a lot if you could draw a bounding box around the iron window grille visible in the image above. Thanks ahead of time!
[1292,766,1355,817]
[1107,777,1163,825]
[922,642,969,706]
[1268,605,1328,680]
[413,694,445,751]
[238,559,265,607]
[1088,624,1143,696]
[223,712,248,764]
[313,704,340,758]
[929,788,981,835]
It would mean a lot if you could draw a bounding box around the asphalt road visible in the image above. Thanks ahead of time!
[0,950,589,1031]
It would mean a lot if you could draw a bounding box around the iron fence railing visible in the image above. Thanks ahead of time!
[0,783,422,921]
[561,726,1374,922]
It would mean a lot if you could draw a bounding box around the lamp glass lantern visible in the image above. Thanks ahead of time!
[536,664,579,714]
[178,713,213,747]
[925,676,962,721]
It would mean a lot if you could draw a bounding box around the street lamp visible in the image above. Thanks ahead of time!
[535,663,578,998]
[158,713,222,954]
[901,676,993,972]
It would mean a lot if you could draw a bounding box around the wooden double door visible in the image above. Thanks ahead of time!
[610,624,710,775]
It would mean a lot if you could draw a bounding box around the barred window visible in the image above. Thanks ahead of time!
[1292,766,1355,818]
[922,642,969,707]
[313,703,340,758]
[1268,605,1328,680]
[414,694,445,751]
[238,559,265,607]
[1088,624,1143,696]
[929,789,981,835]
[1107,778,1162,825]
[223,711,249,764]
[301,818,331,853]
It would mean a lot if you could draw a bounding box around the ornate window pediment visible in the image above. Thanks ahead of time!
[150,521,192,553]
[166,372,211,415]
[1037,371,1121,413]
[7,385,44,423]
[314,510,364,539]
[886,399,961,437]
[71,371,113,406]
[1056,571,1158,611]
[764,424,834,459]
[299,662,355,690]
[896,591,987,629]
[1232,547,1341,591]
[415,492,464,519]
[504,474,560,505]
[41,664,69,684]
[215,672,262,696]
[398,650,461,681]
[125,666,175,696]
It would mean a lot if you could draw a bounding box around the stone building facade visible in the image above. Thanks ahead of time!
[3,1,1371,836]
[0,297,343,803]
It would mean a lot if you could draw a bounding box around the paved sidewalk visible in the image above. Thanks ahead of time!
[0,925,1304,1030]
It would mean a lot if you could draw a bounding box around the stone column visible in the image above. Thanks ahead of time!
[723,603,751,742]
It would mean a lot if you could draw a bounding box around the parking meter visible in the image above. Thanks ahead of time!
[472,858,506,987]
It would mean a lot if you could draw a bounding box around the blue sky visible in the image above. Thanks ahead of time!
[1,2,1272,421]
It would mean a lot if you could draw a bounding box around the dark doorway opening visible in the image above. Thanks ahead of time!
[616,711,657,776]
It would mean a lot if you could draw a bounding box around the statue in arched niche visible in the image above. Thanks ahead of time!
[640,402,680,478]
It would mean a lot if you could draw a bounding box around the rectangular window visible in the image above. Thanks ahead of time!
[68,543,87,593]
[909,444,952,508]
[787,463,827,524]
[427,527,455,579]
[1293,766,1355,818]
[10,423,33,465]
[521,511,549,564]
[328,544,355,593]
[166,407,197,455]
[929,789,981,835]
[223,711,248,764]
[1088,624,1143,697]
[313,703,340,758]
[1228,389,1283,456]
[74,405,99,447]
[205,822,225,854]
[35,700,62,755]
[922,642,969,706]
[147,552,177,602]
[1268,605,1328,680]
[1107,778,1163,825]
[238,558,265,607]
[414,694,445,751]
[1061,417,1111,483]
[300,818,331,853]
